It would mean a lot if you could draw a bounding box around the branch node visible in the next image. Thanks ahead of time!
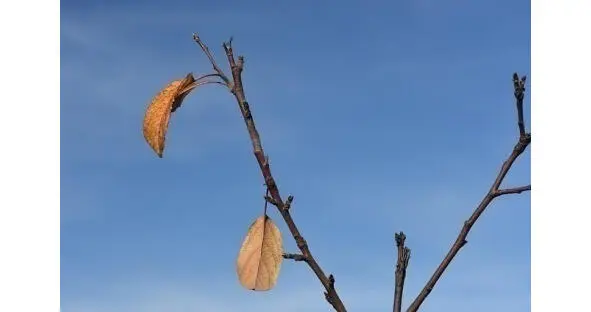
[237,56,245,71]
[324,291,333,305]
[294,235,309,254]
[264,195,279,207]
[242,101,252,119]
[263,154,269,167]
[284,195,294,210]
[403,247,411,261]
[319,276,338,305]
[264,176,276,189]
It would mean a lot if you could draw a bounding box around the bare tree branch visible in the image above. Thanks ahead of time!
[191,33,529,312]
[513,73,527,136]
[494,185,531,197]
[405,73,531,312]
[393,232,411,312]
[193,34,348,312]
[192,33,231,87]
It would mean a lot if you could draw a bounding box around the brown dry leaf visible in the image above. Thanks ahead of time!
[143,73,197,157]
[236,215,283,291]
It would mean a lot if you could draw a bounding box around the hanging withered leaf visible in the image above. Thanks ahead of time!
[143,73,197,157]
[236,215,283,291]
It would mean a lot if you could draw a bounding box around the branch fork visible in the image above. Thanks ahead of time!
[394,73,531,312]
[190,33,529,312]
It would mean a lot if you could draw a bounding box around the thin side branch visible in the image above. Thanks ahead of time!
[405,73,531,312]
[192,33,231,87]
[264,195,279,207]
[393,232,411,312]
[283,253,307,261]
[494,185,531,197]
[193,34,347,312]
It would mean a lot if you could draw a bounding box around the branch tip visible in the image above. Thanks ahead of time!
[395,232,407,247]
[393,232,411,312]
[324,292,333,304]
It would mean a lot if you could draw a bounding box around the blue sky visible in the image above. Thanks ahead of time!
[61,1,531,311]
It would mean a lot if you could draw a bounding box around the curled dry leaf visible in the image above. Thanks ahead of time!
[236,215,283,291]
[143,73,197,157]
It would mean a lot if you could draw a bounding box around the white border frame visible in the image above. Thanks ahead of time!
[532,0,590,311]
[1,1,590,311]
[0,0,60,311]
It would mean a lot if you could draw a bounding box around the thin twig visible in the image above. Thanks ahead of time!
[513,73,527,136]
[194,73,227,84]
[193,35,348,312]
[283,253,307,261]
[192,33,231,87]
[393,232,411,312]
[494,185,531,197]
[405,73,531,312]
